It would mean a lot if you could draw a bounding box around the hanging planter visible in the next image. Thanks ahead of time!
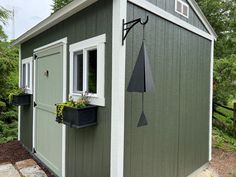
[56,95,98,128]
[9,88,32,106]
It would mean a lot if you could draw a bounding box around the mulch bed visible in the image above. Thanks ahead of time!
[0,140,55,177]
[210,148,236,177]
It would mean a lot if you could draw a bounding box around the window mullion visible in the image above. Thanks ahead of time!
[26,63,29,88]
[83,49,88,94]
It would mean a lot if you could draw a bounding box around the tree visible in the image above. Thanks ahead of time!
[196,0,236,59]
[52,0,72,12]
[0,6,10,25]
[0,6,10,41]
[213,55,236,105]
[195,0,236,105]
[0,6,18,143]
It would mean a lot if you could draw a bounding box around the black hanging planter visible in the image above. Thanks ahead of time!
[12,94,32,106]
[56,105,98,129]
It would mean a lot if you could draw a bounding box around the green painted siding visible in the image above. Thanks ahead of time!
[20,96,33,151]
[139,0,208,32]
[124,3,211,177]
[20,0,112,177]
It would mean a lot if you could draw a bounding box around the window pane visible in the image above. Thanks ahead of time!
[177,1,182,13]
[27,63,30,88]
[183,4,188,16]
[73,52,83,92]
[88,49,97,94]
[22,64,26,87]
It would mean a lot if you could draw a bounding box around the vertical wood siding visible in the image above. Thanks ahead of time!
[20,0,112,177]
[20,96,33,151]
[143,0,208,32]
[124,3,211,177]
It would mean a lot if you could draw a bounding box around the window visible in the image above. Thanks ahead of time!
[69,34,106,106]
[175,0,189,18]
[22,57,33,93]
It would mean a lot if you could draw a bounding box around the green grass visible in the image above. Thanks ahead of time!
[213,127,236,151]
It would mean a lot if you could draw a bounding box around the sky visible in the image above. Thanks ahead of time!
[0,0,53,40]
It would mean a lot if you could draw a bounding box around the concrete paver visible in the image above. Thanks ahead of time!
[19,165,47,177]
[0,159,47,177]
[15,159,37,170]
[0,163,21,177]
[197,167,219,177]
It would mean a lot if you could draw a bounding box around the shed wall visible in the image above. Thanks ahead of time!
[138,0,208,32]
[20,0,112,176]
[124,3,211,177]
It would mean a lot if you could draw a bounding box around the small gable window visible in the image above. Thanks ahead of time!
[175,0,189,18]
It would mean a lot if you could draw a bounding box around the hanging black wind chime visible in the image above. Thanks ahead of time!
[123,16,155,127]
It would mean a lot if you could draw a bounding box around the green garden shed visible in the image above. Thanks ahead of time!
[13,0,217,176]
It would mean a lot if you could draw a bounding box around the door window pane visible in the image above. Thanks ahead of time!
[88,49,97,94]
[73,51,83,92]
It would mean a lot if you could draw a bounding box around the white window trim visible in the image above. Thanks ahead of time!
[175,0,189,18]
[22,57,33,94]
[69,34,106,106]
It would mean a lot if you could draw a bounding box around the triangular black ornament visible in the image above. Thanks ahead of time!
[137,111,148,127]
[127,42,155,93]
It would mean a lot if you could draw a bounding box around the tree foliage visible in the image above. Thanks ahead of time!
[196,0,236,59]
[196,0,236,105]
[0,6,10,25]
[213,55,236,104]
[52,0,72,12]
[0,7,18,143]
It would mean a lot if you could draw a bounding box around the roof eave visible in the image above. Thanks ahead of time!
[188,0,217,40]
[13,0,98,46]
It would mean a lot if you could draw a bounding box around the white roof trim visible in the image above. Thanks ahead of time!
[13,0,97,46]
[187,0,217,39]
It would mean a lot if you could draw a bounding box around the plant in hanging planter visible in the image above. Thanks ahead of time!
[56,94,98,129]
[8,87,32,106]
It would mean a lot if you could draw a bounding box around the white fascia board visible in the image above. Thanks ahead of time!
[110,0,127,177]
[13,0,97,46]
[187,0,217,39]
[128,0,215,41]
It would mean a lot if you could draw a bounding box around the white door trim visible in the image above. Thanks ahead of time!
[33,37,67,177]
[111,0,127,177]
[128,0,215,41]
[18,45,22,141]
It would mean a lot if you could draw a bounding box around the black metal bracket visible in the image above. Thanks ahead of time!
[122,16,149,45]
[34,101,37,107]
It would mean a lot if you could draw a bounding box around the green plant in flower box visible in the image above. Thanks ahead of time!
[8,87,27,104]
[56,93,90,123]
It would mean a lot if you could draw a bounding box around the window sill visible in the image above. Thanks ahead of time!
[69,93,105,107]
[25,88,32,94]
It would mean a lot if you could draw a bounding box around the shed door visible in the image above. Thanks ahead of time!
[34,45,63,177]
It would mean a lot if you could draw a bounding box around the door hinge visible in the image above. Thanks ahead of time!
[34,102,37,107]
